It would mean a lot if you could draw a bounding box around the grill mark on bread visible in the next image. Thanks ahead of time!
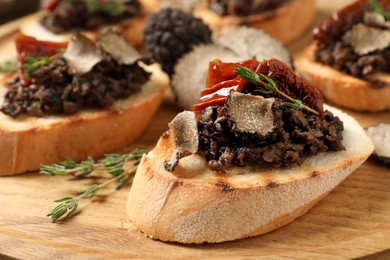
[267,181,278,188]
[217,181,234,191]
[158,180,181,212]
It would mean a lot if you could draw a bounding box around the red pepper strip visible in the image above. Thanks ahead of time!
[45,0,59,12]
[200,78,241,96]
[193,58,259,113]
[15,34,68,86]
[205,58,258,89]
[192,97,227,112]
[193,79,243,112]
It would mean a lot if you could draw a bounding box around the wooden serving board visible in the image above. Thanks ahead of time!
[0,1,389,259]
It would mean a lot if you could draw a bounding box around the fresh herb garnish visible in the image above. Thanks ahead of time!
[23,49,64,79]
[58,0,124,16]
[235,66,319,116]
[283,99,304,110]
[369,0,390,19]
[43,149,148,223]
[0,60,17,73]
[85,0,124,16]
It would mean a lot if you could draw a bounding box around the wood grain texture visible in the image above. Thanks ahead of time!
[0,0,389,258]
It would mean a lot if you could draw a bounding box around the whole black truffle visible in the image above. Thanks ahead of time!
[143,8,212,76]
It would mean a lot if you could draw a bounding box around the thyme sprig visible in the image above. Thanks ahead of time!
[59,0,124,16]
[44,149,148,223]
[0,60,17,73]
[23,50,64,79]
[369,0,390,19]
[85,0,124,16]
[235,66,319,116]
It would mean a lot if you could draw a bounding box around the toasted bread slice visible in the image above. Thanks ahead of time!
[126,105,373,244]
[19,0,159,50]
[0,63,168,176]
[20,13,146,49]
[296,44,390,112]
[193,0,316,44]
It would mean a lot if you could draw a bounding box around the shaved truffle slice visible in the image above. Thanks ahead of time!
[63,32,103,75]
[349,23,390,55]
[172,44,240,110]
[164,111,199,172]
[99,29,140,65]
[364,12,390,29]
[216,26,293,68]
[366,123,390,166]
[227,92,275,135]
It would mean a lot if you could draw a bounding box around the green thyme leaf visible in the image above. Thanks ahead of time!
[74,156,95,177]
[23,56,51,78]
[116,176,129,190]
[47,197,78,223]
[259,74,278,91]
[40,164,69,176]
[370,0,385,13]
[45,149,148,223]
[61,158,79,169]
[82,184,100,199]
[0,60,17,73]
[234,65,260,83]
[22,50,64,79]
[235,65,319,116]
[54,196,74,203]
[107,166,125,176]
[369,0,390,19]
[254,89,274,95]
[283,99,303,109]
[85,0,124,16]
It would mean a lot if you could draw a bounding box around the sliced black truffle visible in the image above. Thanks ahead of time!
[364,12,390,29]
[164,111,199,171]
[63,32,103,75]
[99,29,140,65]
[366,123,390,166]
[216,26,293,68]
[349,23,390,55]
[226,92,275,136]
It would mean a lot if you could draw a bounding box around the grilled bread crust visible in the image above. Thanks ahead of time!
[0,64,169,176]
[126,105,373,244]
[296,44,390,112]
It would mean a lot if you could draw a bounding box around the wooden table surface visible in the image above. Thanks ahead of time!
[0,0,390,259]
